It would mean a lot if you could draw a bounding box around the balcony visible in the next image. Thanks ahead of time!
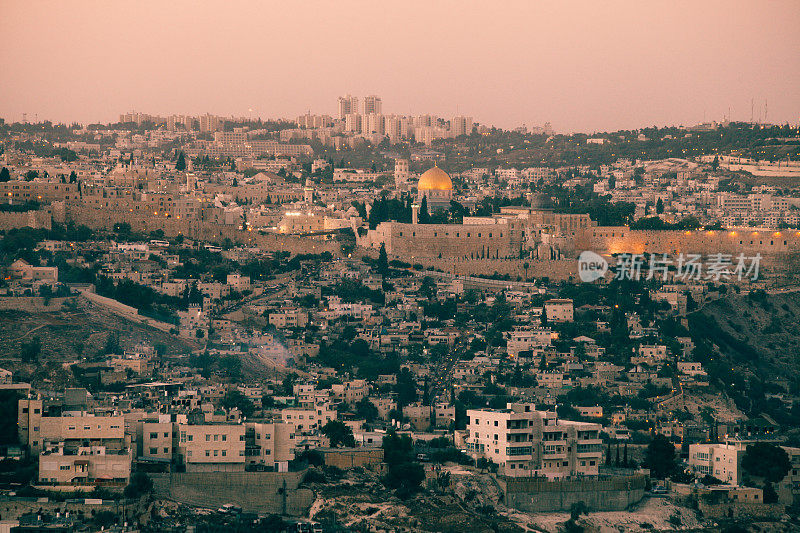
[506,446,533,457]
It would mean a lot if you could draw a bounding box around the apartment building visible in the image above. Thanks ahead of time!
[38,445,132,487]
[176,423,246,472]
[634,344,668,364]
[141,421,174,463]
[507,328,554,356]
[279,404,336,435]
[544,299,574,323]
[268,308,309,329]
[245,422,296,471]
[687,443,745,484]
[18,399,126,455]
[403,403,433,431]
[331,380,369,404]
[465,403,603,479]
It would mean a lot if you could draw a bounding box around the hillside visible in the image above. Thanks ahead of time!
[0,297,198,389]
[686,289,800,429]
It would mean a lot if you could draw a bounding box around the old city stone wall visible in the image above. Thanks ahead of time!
[401,256,578,281]
[63,204,340,256]
[576,226,800,280]
[0,296,74,312]
[577,226,800,256]
[367,221,517,260]
[0,209,53,230]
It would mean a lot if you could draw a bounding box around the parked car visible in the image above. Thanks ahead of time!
[218,503,242,515]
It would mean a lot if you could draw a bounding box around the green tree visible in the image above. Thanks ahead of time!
[176,152,186,171]
[656,198,664,214]
[763,482,778,503]
[0,391,21,444]
[377,243,389,276]
[123,472,153,498]
[395,367,417,408]
[219,354,242,380]
[645,434,676,478]
[355,396,379,423]
[320,420,355,448]
[381,429,424,498]
[104,333,121,354]
[419,196,430,224]
[20,336,42,362]
[0,167,10,182]
[741,443,791,483]
[221,390,254,418]
[419,276,436,300]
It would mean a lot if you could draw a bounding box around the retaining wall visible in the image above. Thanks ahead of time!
[150,471,314,516]
[498,474,647,512]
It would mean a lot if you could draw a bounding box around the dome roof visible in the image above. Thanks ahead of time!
[417,165,452,191]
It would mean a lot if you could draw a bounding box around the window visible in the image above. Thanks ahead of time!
[221,450,226,457]
[222,434,227,442]
[205,435,210,441]
[60,465,71,471]
[150,447,158,454]
[205,450,210,457]
[150,433,158,439]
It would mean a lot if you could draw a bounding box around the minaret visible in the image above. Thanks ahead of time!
[411,203,420,225]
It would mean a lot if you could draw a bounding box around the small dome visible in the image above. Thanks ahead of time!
[417,165,452,191]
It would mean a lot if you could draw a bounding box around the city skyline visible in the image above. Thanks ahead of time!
[1,1,799,132]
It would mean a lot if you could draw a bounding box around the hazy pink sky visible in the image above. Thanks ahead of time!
[1,1,799,133]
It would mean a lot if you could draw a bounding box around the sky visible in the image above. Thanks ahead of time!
[1,0,799,133]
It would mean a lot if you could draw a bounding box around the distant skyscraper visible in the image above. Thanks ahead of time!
[451,116,473,137]
[337,95,359,120]
[344,113,361,133]
[362,95,382,115]
[199,113,221,133]
[362,113,385,135]
[385,115,402,144]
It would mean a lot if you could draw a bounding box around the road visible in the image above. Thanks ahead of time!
[429,344,461,404]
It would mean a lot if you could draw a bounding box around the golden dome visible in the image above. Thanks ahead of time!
[417,165,452,191]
